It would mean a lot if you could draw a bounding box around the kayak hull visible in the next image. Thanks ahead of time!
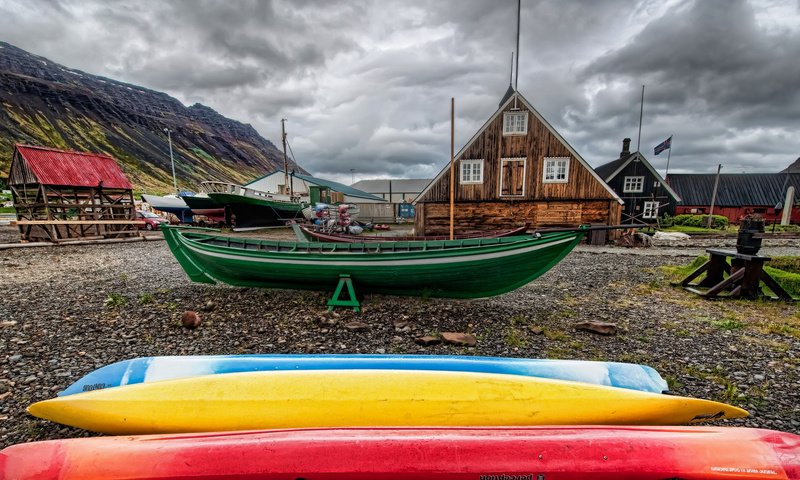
[28,370,747,435]
[2,426,797,480]
[58,354,669,396]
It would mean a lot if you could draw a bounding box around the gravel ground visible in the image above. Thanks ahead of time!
[0,225,798,448]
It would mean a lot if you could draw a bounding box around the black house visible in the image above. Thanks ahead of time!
[595,138,681,223]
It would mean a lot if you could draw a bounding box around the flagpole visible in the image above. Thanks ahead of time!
[664,134,673,180]
[636,85,644,153]
[449,97,455,241]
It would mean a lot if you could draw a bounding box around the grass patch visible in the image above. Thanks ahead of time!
[712,317,744,330]
[104,293,127,308]
[0,206,15,214]
[138,293,154,305]
[543,329,569,342]
[505,328,528,349]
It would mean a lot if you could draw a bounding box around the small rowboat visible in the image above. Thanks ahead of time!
[58,354,669,396]
[28,370,747,434]
[161,225,585,298]
[3,426,797,480]
[294,223,529,243]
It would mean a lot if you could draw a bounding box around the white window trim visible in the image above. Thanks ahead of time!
[499,157,527,197]
[542,157,570,184]
[502,112,528,136]
[459,159,484,184]
[623,176,645,193]
[643,201,660,219]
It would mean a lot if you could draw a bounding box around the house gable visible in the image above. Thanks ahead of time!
[414,91,621,205]
[598,152,681,202]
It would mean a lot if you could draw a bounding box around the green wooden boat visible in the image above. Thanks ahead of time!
[161,226,586,299]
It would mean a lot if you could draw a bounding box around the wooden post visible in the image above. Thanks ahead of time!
[449,97,455,240]
[707,164,722,228]
[781,186,794,226]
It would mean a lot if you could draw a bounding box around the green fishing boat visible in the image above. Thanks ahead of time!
[162,225,586,299]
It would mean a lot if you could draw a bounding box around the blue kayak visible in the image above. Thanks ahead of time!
[60,355,669,396]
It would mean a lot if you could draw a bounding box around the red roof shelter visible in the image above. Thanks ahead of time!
[8,145,139,242]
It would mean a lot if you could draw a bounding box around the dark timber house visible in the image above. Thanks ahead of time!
[594,138,681,224]
[8,144,138,242]
[413,89,622,235]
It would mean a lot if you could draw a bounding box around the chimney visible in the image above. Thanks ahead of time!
[620,138,631,158]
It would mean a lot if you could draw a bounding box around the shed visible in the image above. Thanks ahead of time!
[594,138,681,224]
[668,173,800,224]
[413,89,622,235]
[8,144,138,241]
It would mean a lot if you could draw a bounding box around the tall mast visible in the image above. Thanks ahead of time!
[636,85,644,154]
[513,0,521,109]
[449,97,455,240]
[281,119,289,195]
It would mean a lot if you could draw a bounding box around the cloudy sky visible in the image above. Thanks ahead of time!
[2,0,799,183]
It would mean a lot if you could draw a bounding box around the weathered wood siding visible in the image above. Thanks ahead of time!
[606,160,675,221]
[415,200,621,235]
[418,103,615,204]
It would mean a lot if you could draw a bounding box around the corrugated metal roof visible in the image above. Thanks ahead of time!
[669,173,800,206]
[14,145,133,189]
[350,179,431,194]
[291,172,386,201]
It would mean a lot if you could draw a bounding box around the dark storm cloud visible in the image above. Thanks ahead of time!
[1,0,798,180]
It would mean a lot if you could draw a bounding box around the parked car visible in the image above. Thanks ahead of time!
[136,210,170,230]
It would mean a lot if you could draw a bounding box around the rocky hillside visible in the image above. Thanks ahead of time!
[0,42,302,193]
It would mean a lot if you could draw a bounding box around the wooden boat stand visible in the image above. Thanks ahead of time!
[327,275,361,312]
[680,248,793,301]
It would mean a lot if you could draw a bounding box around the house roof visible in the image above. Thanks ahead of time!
[414,90,622,205]
[350,179,431,194]
[12,144,133,189]
[781,157,800,173]
[669,173,800,206]
[245,170,385,202]
[595,152,681,202]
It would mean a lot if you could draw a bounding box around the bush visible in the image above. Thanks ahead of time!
[672,214,729,229]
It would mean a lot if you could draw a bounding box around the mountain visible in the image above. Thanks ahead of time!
[0,42,303,194]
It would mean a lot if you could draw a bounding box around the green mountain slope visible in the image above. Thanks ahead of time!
[0,41,303,194]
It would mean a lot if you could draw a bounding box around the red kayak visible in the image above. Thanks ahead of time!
[2,426,798,479]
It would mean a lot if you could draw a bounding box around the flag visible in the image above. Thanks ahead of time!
[654,136,672,155]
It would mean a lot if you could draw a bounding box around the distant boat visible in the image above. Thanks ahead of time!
[140,194,193,223]
[162,225,585,298]
[181,193,226,226]
[294,223,529,243]
[203,181,305,230]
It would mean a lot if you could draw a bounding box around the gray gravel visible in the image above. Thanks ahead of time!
[0,226,798,448]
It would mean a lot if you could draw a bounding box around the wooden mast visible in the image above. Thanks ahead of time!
[281,119,289,195]
[449,97,455,240]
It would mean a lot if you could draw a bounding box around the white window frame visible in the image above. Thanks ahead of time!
[623,176,645,193]
[643,201,660,219]
[503,112,528,136]
[499,157,527,197]
[459,159,484,184]
[543,157,570,183]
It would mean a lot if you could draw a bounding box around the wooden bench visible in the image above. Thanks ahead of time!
[680,248,793,301]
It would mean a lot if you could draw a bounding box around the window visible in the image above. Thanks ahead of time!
[623,176,644,193]
[460,159,483,184]
[503,112,528,135]
[643,201,659,219]
[543,157,569,183]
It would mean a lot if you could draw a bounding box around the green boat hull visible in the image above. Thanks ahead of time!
[162,226,586,299]
[207,192,304,228]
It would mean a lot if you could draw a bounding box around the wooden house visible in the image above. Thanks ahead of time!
[669,173,799,224]
[8,144,138,242]
[594,138,681,224]
[413,89,622,235]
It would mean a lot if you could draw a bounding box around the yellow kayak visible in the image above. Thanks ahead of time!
[28,370,748,434]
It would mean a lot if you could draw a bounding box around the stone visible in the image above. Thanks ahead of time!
[344,321,369,332]
[202,300,216,312]
[181,311,201,329]
[1,321,18,327]
[574,321,618,336]
[8,355,22,363]
[529,326,544,335]
[414,335,441,346]
[441,332,477,346]
[753,374,766,381]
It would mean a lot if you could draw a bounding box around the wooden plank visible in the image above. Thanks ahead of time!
[12,220,145,225]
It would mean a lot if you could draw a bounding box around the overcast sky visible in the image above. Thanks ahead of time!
[2,0,799,184]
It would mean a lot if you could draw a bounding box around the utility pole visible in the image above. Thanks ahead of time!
[708,164,722,228]
[163,128,178,194]
[281,119,289,195]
